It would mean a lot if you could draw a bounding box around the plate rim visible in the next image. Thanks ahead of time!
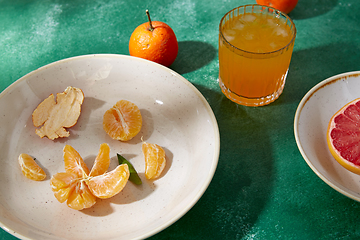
[0,54,221,240]
[294,70,360,202]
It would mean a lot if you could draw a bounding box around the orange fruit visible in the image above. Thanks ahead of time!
[327,98,360,175]
[142,142,166,179]
[256,0,298,14]
[103,100,142,141]
[129,10,178,67]
[87,164,129,199]
[18,153,46,181]
[50,144,130,210]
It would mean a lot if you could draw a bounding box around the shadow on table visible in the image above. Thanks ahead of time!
[150,41,360,239]
[277,42,360,106]
[171,41,217,75]
[289,0,338,20]
[149,84,275,239]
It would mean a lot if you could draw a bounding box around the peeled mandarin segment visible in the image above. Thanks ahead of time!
[18,153,46,181]
[89,143,110,177]
[327,98,360,174]
[88,164,130,199]
[50,172,78,203]
[67,181,97,210]
[63,145,90,177]
[142,142,166,179]
[103,100,142,141]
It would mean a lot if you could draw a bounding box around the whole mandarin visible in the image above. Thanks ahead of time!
[129,10,178,67]
[256,0,298,14]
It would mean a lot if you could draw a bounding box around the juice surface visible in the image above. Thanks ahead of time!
[222,13,293,53]
[219,11,295,106]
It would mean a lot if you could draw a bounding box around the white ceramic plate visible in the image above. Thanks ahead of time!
[0,54,220,240]
[294,71,360,202]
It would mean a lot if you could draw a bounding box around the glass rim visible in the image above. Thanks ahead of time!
[219,4,297,55]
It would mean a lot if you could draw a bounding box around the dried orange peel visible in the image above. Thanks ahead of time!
[50,143,130,210]
[32,86,84,140]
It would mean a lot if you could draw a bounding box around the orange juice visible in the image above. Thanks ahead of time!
[219,5,296,106]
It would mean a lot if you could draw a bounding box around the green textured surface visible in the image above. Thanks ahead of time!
[1,0,360,239]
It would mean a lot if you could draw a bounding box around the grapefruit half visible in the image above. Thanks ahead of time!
[327,98,360,174]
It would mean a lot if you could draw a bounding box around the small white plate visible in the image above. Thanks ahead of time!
[0,54,220,240]
[294,71,360,202]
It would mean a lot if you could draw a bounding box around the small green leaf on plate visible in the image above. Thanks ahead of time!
[117,153,142,185]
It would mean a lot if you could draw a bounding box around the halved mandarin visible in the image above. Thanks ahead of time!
[87,164,130,199]
[103,100,142,141]
[18,153,46,181]
[142,142,166,179]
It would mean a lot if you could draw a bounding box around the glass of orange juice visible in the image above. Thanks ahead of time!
[218,4,296,106]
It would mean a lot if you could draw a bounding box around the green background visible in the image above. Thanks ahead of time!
[1,0,360,239]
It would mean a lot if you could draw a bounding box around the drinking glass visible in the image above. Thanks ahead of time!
[219,4,296,106]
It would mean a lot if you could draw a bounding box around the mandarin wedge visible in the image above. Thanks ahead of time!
[88,164,130,199]
[63,145,90,177]
[50,172,96,210]
[89,143,110,177]
[18,153,46,181]
[67,181,97,210]
[103,100,142,141]
[50,172,77,203]
[142,142,166,179]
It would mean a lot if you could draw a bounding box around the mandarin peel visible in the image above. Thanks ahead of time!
[32,86,84,140]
